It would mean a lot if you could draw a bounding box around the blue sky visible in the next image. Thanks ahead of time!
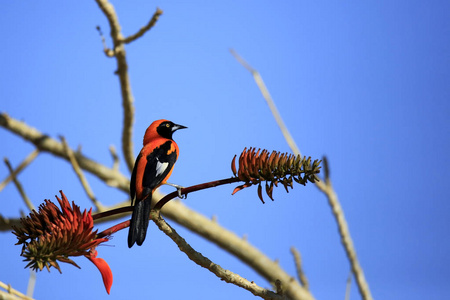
[1,1,449,299]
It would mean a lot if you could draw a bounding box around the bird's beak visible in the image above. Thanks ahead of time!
[172,124,187,132]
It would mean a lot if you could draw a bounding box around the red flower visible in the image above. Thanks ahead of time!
[87,249,113,294]
[12,191,113,294]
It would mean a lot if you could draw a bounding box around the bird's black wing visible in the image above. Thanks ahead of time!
[142,140,178,195]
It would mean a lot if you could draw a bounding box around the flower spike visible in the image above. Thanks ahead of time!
[231,148,321,202]
[12,190,113,294]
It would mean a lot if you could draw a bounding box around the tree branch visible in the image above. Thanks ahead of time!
[60,136,105,211]
[150,210,285,300]
[230,49,302,157]
[109,145,120,171]
[95,0,135,172]
[0,215,21,231]
[0,149,39,193]
[315,178,373,300]
[4,158,35,211]
[0,112,129,192]
[161,199,313,300]
[290,247,309,290]
[0,281,34,300]
[231,51,373,300]
[121,8,163,44]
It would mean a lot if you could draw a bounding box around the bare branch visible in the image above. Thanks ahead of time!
[0,113,129,192]
[0,149,39,192]
[315,178,373,300]
[150,210,285,300]
[109,145,120,171]
[96,26,115,57]
[0,280,34,300]
[161,198,313,300]
[290,247,309,290]
[121,8,163,44]
[60,136,105,211]
[230,49,302,157]
[231,51,373,300]
[4,158,35,211]
[95,0,135,172]
[0,215,21,231]
[26,270,36,299]
[345,269,352,300]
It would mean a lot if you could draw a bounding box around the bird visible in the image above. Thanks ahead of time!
[128,119,187,248]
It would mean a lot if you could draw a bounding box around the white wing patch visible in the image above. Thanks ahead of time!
[155,157,169,177]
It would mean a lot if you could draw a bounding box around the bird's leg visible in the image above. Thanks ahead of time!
[163,182,186,199]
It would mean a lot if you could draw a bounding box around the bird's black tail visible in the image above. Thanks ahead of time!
[128,197,152,248]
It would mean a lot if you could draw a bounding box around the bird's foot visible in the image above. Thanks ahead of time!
[164,182,187,199]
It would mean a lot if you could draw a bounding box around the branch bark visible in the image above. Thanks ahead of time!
[315,178,373,300]
[122,8,163,44]
[161,199,313,300]
[150,210,285,300]
[0,113,129,192]
[95,0,135,172]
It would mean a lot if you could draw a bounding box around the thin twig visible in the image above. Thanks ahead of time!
[230,49,301,157]
[316,179,372,300]
[0,281,34,300]
[0,149,39,192]
[97,219,130,239]
[95,0,135,172]
[290,247,309,290]
[96,26,115,57]
[121,8,163,44]
[4,158,35,211]
[0,214,21,231]
[345,269,352,300]
[109,145,120,171]
[60,136,104,211]
[150,210,285,300]
[154,177,239,210]
[26,270,36,298]
[93,177,240,221]
[231,50,372,300]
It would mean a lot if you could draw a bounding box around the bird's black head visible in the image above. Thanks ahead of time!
[156,120,187,140]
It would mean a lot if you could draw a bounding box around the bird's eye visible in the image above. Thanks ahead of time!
[166,123,170,128]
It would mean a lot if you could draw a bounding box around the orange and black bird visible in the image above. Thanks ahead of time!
[128,119,186,248]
